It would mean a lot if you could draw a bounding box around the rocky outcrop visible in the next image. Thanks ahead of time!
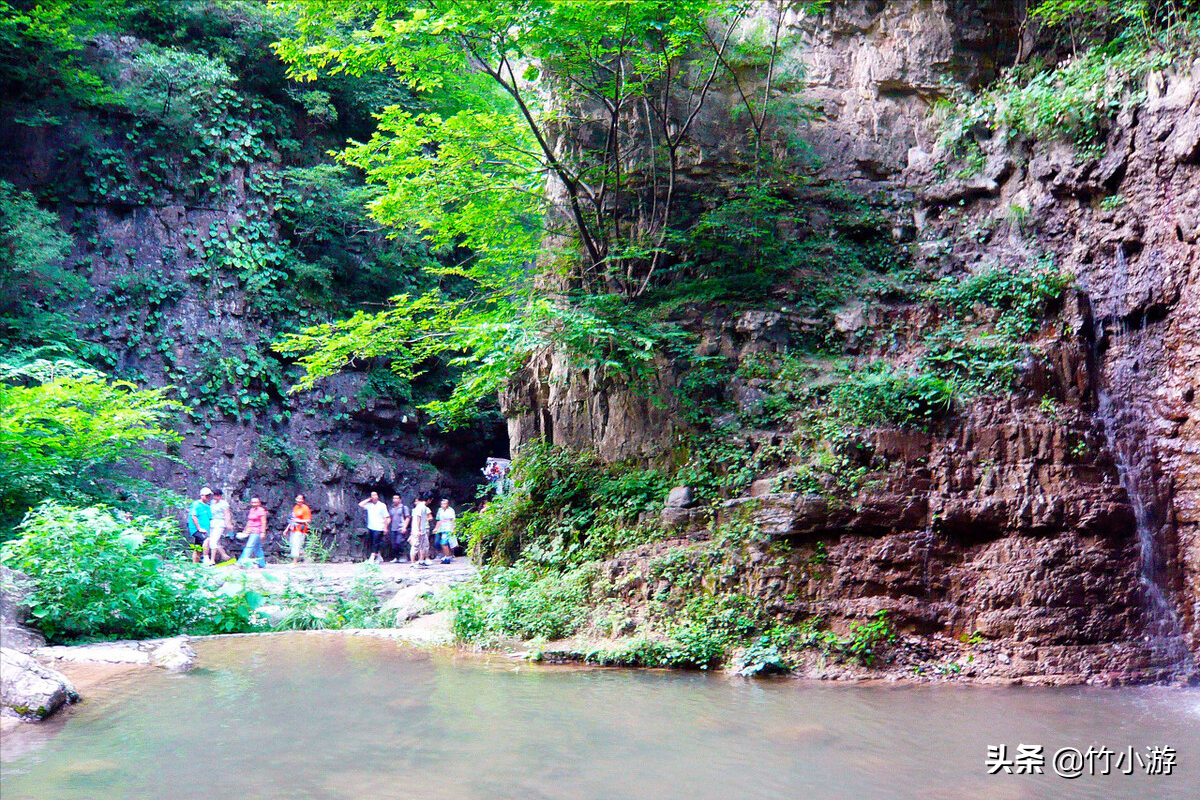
[0,648,78,721]
[0,567,47,654]
[907,61,1200,664]
[36,636,197,672]
[507,4,1200,679]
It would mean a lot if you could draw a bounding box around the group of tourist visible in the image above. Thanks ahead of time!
[359,491,457,568]
[185,488,457,570]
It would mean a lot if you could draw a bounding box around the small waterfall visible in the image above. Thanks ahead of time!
[1090,248,1192,674]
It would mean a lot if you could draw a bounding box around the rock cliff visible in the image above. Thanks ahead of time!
[506,1,1200,681]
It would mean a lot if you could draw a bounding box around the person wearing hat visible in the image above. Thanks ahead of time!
[187,487,214,563]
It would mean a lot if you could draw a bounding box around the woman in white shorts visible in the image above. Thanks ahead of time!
[205,488,233,564]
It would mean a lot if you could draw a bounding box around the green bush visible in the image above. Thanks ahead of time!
[919,323,1022,393]
[0,359,181,534]
[0,181,77,349]
[840,610,896,666]
[828,366,954,428]
[442,562,595,643]
[469,442,670,566]
[925,264,1073,336]
[0,502,262,642]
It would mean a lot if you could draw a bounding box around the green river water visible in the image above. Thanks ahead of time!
[2,633,1197,799]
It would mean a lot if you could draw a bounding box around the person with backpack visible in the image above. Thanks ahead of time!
[187,487,213,563]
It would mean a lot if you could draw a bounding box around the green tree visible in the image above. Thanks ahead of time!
[0,181,78,350]
[0,359,181,533]
[273,0,819,424]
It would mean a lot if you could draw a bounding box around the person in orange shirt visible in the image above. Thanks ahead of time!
[285,493,312,565]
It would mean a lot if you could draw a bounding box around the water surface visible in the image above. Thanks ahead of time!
[3,634,1197,799]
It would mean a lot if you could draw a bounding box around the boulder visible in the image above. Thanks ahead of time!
[0,647,78,721]
[660,507,695,530]
[382,582,437,624]
[393,610,453,645]
[0,566,46,654]
[665,486,695,509]
[150,637,196,672]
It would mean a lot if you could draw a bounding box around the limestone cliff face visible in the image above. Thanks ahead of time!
[508,2,1200,680]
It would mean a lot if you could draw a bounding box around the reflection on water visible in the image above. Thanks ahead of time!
[2,634,1197,800]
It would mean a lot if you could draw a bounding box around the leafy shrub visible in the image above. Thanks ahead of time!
[839,610,896,666]
[470,442,670,566]
[828,366,954,428]
[919,324,1022,393]
[121,45,236,126]
[0,502,261,642]
[925,264,1073,336]
[326,565,395,629]
[0,181,77,349]
[0,359,181,534]
[446,562,595,643]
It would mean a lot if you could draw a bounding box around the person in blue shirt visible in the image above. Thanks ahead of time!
[187,487,213,563]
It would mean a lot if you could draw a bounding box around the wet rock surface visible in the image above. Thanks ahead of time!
[1,648,79,721]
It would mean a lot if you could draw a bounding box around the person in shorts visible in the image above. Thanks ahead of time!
[187,487,213,563]
[434,498,457,564]
[204,488,233,565]
[409,496,432,567]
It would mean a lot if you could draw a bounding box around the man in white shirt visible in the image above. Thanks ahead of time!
[204,488,233,565]
[358,491,390,563]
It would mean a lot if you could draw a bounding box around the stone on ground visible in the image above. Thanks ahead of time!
[0,647,79,721]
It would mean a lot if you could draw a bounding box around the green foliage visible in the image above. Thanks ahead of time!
[469,442,670,565]
[937,5,1198,159]
[0,359,181,533]
[919,324,1022,394]
[121,45,237,126]
[827,366,955,428]
[925,262,1073,336]
[0,181,78,349]
[840,610,896,666]
[0,502,263,642]
[0,0,112,110]
[325,565,394,628]
[443,562,594,642]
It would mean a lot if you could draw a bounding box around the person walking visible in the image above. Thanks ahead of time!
[204,488,233,565]
[409,496,432,567]
[434,498,457,565]
[187,487,213,563]
[237,497,268,569]
[388,495,410,562]
[358,491,389,564]
[285,493,311,565]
